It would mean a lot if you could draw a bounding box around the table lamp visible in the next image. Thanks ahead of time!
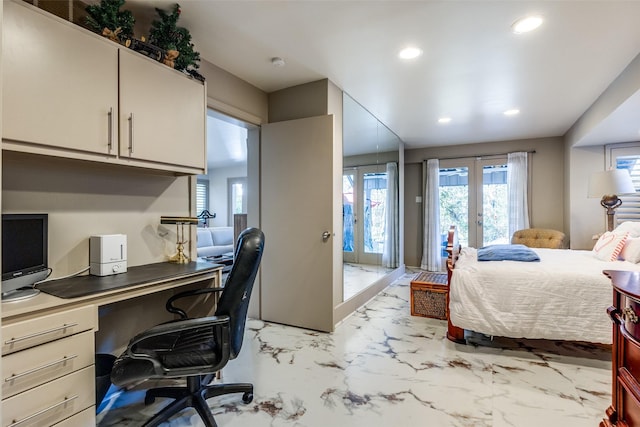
[588,169,635,231]
[160,216,199,263]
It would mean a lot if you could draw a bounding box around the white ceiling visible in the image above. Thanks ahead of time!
[126,0,640,150]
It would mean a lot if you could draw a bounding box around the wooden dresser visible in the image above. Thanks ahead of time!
[602,270,640,427]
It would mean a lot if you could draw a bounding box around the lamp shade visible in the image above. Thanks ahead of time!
[588,169,635,198]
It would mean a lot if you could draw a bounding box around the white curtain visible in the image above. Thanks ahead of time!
[507,151,530,238]
[382,162,399,268]
[421,159,442,271]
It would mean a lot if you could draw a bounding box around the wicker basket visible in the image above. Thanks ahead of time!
[410,272,448,320]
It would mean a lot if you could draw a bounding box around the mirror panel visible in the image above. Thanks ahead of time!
[342,93,401,302]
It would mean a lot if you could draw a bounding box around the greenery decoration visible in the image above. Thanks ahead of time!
[85,0,135,43]
[148,4,201,72]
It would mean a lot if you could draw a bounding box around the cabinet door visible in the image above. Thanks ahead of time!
[119,49,206,170]
[2,1,118,155]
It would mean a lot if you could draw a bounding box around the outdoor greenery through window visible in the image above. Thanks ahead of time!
[438,162,508,251]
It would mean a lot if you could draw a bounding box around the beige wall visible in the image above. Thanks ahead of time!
[200,59,268,125]
[268,79,330,123]
[2,152,191,276]
[404,136,564,267]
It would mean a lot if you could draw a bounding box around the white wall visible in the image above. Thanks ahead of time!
[566,144,608,249]
[206,164,247,227]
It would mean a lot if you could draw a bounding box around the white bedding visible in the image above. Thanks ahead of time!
[449,247,640,344]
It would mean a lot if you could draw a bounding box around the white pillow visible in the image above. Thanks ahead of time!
[621,237,640,263]
[593,231,629,261]
[614,221,640,238]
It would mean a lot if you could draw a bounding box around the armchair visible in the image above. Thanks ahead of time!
[110,227,265,427]
[511,228,565,249]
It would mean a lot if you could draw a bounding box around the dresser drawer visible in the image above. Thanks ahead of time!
[2,366,94,427]
[52,407,95,427]
[2,330,94,398]
[2,305,96,355]
[625,298,640,342]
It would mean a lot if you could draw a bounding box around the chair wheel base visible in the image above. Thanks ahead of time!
[242,392,253,404]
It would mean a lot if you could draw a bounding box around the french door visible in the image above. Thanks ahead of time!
[438,157,508,249]
[343,165,387,265]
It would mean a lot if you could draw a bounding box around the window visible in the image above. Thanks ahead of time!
[438,157,508,249]
[227,177,247,222]
[196,179,209,220]
[607,143,640,225]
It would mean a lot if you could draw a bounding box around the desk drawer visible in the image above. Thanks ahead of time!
[2,366,94,427]
[53,407,95,427]
[2,330,94,398]
[2,305,96,355]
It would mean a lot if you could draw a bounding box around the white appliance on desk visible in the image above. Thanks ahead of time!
[90,234,127,276]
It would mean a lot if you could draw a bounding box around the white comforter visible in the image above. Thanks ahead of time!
[449,247,640,344]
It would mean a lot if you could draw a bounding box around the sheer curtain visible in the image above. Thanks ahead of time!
[507,151,530,238]
[382,162,399,268]
[421,159,442,271]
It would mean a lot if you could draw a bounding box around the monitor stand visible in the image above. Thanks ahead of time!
[2,287,40,302]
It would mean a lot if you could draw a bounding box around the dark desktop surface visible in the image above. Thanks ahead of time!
[37,260,223,299]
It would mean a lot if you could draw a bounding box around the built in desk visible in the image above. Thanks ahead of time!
[0,260,223,427]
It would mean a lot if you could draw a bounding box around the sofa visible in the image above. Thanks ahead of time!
[197,226,234,258]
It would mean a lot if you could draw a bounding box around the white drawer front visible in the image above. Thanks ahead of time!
[2,305,96,355]
[52,406,95,427]
[2,366,95,427]
[2,330,94,398]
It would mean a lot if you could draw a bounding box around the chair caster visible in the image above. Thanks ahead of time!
[242,392,253,404]
[145,394,156,405]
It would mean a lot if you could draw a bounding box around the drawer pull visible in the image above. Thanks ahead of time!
[5,354,78,382]
[4,322,79,345]
[623,307,639,323]
[8,394,78,427]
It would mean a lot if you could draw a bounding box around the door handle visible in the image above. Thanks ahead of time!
[322,231,331,241]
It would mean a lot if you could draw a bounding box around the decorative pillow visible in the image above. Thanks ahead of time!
[614,222,640,238]
[477,244,540,262]
[621,237,640,263]
[593,231,629,261]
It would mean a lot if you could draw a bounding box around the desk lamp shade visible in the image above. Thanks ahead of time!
[588,169,636,231]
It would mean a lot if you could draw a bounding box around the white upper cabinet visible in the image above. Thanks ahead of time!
[2,0,118,155]
[119,49,206,170]
[2,1,206,175]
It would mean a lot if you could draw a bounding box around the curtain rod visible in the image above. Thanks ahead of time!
[432,150,536,162]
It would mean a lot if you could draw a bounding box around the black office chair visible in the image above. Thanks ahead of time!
[110,227,265,427]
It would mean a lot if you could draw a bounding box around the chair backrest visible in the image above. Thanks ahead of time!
[511,228,565,249]
[214,227,264,359]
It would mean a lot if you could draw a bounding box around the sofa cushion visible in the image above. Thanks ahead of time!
[197,228,213,248]
[210,227,233,246]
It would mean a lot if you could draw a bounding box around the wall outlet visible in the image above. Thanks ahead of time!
[416,196,422,203]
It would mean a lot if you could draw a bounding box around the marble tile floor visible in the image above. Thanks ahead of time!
[97,271,612,427]
[343,262,394,301]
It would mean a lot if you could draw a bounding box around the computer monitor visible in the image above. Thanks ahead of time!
[2,213,49,302]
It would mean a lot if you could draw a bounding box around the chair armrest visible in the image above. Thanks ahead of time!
[166,287,224,319]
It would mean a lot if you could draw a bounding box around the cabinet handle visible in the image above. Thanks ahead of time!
[608,306,622,325]
[4,322,79,345]
[624,307,639,324]
[107,107,113,152]
[8,395,79,427]
[128,112,134,153]
[5,354,78,382]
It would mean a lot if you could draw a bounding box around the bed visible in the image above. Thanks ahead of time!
[444,224,640,344]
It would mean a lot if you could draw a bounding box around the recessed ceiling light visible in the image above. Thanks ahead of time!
[512,15,543,34]
[398,47,422,60]
[438,117,452,124]
[504,109,520,116]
